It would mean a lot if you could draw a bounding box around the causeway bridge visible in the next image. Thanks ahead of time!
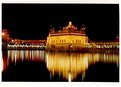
[7,39,119,52]
[7,39,46,50]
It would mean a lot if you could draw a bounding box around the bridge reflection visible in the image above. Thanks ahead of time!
[3,50,45,72]
[8,50,45,62]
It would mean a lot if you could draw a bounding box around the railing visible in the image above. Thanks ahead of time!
[7,44,46,50]
[49,32,86,36]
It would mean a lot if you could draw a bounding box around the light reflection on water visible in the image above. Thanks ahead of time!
[2,50,119,81]
[46,52,119,81]
[8,50,45,62]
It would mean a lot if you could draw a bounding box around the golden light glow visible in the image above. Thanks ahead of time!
[2,50,119,80]
[47,35,88,50]
[68,72,72,82]
[46,52,119,81]
[2,32,5,36]
[46,52,89,81]
[2,29,10,41]
[7,50,45,63]
[68,21,72,27]
[47,21,88,51]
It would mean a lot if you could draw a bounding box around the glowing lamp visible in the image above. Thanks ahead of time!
[2,32,5,36]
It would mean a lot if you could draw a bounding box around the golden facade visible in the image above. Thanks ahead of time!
[47,21,88,51]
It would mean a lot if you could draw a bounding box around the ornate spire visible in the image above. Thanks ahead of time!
[69,21,72,26]
[67,21,72,28]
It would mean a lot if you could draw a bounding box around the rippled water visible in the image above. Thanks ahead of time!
[2,50,119,82]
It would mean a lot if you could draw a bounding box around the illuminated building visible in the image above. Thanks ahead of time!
[2,29,11,49]
[47,21,88,51]
[2,25,119,50]
[2,29,10,42]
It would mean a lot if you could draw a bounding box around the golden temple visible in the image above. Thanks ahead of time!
[47,21,88,51]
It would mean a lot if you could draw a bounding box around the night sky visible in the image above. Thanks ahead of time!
[2,4,119,41]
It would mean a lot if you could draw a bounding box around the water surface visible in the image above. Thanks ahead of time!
[2,50,119,82]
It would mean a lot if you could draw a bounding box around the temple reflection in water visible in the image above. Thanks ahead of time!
[46,52,119,81]
[2,50,119,81]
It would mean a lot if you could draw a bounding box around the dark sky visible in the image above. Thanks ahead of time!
[2,4,119,41]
